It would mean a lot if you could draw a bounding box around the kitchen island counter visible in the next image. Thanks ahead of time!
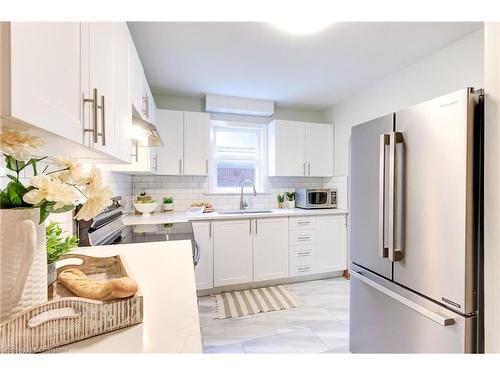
[62,241,202,353]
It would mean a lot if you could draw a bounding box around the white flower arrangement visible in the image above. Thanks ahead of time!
[0,127,112,223]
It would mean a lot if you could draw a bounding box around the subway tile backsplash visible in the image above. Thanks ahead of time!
[132,175,348,212]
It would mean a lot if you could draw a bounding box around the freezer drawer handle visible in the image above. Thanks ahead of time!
[351,270,455,327]
[388,131,404,262]
[379,134,390,258]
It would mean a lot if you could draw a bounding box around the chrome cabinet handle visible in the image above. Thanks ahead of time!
[97,95,106,146]
[379,134,390,258]
[296,221,311,225]
[303,163,306,176]
[249,220,252,236]
[179,159,182,174]
[297,235,311,240]
[209,222,212,239]
[206,159,208,175]
[308,163,311,175]
[296,251,312,257]
[83,88,98,143]
[154,155,158,172]
[131,141,139,162]
[255,219,258,235]
[388,131,404,262]
[351,270,454,326]
[297,266,311,272]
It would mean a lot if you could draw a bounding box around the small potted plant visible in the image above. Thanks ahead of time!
[162,196,174,211]
[46,222,79,285]
[284,192,296,208]
[277,193,285,209]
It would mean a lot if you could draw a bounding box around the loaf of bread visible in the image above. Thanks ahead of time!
[58,268,138,301]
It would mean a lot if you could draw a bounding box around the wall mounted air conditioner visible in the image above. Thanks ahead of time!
[205,94,274,117]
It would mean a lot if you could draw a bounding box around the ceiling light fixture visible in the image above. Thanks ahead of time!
[271,20,333,35]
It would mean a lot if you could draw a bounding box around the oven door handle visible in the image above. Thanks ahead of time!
[193,240,201,266]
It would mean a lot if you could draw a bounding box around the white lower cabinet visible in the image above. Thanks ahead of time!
[213,220,253,287]
[193,221,214,290]
[196,214,347,291]
[289,244,315,277]
[315,215,347,273]
[253,218,289,282]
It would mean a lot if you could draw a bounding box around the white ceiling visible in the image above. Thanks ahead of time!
[128,22,482,110]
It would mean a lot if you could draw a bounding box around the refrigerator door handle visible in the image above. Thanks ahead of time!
[379,134,390,258]
[351,269,455,327]
[388,131,404,262]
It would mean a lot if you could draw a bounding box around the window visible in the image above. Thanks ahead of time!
[209,121,266,194]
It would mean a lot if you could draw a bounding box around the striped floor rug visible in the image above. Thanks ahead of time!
[213,285,302,319]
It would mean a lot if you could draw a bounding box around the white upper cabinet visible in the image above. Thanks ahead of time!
[268,120,306,176]
[129,40,157,125]
[156,109,210,176]
[107,145,156,174]
[8,22,84,144]
[183,111,210,175]
[4,22,133,163]
[156,109,184,175]
[144,80,157,124]
[253,218,289,282]
[268,120,334,177]
[83,22,119,158]
[130,43,144,118]
[315,215,347,273]
[114,23,133,163]
[306,122,334,177]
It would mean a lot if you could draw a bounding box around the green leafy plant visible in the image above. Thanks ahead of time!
[46,222,79,264]
[0,154,46,209]
[284,192,295,201]
[163,196,174,204]
[277,193,285,203]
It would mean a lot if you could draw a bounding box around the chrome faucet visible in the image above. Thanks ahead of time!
[239,179,257,210]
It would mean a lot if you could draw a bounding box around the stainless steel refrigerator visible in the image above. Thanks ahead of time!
[349,88,483,353]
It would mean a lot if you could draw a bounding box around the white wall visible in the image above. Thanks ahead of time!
[153,93,327,124]
[324,28,485,178]
[484,23,500,353]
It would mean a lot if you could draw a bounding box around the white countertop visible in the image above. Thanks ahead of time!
[62,241,202,353]
[122,208,348,226]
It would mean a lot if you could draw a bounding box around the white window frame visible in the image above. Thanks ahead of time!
[208,120,267,194]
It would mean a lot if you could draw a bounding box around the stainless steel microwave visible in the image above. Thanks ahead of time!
[295,188,337,209]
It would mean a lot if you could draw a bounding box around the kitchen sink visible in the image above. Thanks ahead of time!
[217,209,273,215]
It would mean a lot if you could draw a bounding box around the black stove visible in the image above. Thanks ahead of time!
[75,197,200,266]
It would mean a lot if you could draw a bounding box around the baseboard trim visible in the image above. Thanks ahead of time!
[196,270,344,297]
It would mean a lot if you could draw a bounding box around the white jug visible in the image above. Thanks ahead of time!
[0,208,48,322]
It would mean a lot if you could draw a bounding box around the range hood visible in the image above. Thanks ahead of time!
[131,115,163,147]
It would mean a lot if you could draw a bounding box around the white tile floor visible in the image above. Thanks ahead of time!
[198,277,350,354]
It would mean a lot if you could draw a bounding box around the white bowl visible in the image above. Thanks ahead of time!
[133,201,159,217]
[187,206,205,215]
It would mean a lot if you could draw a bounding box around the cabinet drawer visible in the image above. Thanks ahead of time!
[289,217,315,231]
[289,230,314,246]
[289,258,315,277]
[289,245,314,260]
